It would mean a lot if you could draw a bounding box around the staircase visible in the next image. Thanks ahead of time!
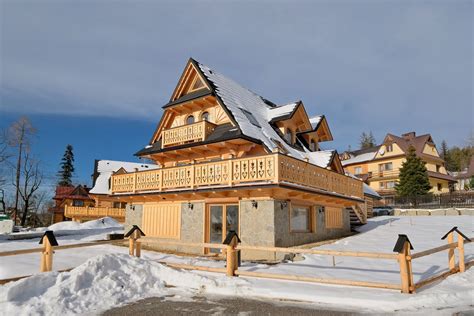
[350,203,367,229]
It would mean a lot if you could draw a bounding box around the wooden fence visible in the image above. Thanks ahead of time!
[0,226,471,294]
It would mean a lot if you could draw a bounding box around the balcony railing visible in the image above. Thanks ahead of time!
[368,170,399,180]
[64,205,125,219]
[111,153,364,199]
[161,120,216,148]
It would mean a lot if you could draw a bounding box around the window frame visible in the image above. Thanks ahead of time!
[72,199,84,207]
[200,111,210,121]
[186,115,195,125]
[354,166,362,175]
[289,204,312,233]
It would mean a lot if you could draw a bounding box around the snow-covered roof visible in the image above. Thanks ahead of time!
[90,160,159,195]
[266,102,299,121]
[197,62,334,168]
[309,115,323,130]
[305,150,335,168]
[341,151,377,166]
[363,184,381,199]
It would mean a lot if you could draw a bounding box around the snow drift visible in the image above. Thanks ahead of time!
[0,253,249,315]
[48,217,122,231]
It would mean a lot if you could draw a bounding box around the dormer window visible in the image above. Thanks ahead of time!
[186,115,195,124]
[284,129,293,144]
[386,144,393,152]
[310,139,318,151]
[201,111,209,121]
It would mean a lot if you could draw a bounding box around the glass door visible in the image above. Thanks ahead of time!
[206,204,239,254]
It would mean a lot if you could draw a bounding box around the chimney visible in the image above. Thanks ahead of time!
[402,132,416,140]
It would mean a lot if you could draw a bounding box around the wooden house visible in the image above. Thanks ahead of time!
[341,132,456,202]
[49,185,95,223]
[60,160,157,223]
[108,58,364,260]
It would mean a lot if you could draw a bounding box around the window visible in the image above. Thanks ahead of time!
[387,181,396,189]
[72,200,84,207]
[354,166,362,175]
[379,162,393,172]
[290,205,311,232]
[386,144,393,152]
[284,129,293,144]
[380,182,385,189]
[437,183,442,191]
[186,115,195,124]
[113,202,127,209]
[238,107,261,127]
[201,111,210,121]
[436,165,441,173]
[325,207,343,228]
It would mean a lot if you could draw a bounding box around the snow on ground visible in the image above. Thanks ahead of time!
[0,216,473,315]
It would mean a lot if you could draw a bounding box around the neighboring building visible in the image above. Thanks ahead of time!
[50,160,157,223]
[106,58,365,260]
[341,132,456,200]
[49,185,94,223]
[449,157,474,191]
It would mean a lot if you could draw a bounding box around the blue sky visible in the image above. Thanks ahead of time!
[1,0,473,188]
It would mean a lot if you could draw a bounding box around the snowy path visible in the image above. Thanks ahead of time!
[0,216,473,315]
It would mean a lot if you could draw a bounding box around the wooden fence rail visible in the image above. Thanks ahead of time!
[0,227,471,295]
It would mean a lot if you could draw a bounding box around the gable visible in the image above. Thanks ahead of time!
[374,142,404,159]
[170,61,210,101]
[422,143,440,157]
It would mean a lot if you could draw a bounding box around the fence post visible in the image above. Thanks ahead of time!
[442,227,471,273]
[125,225,145,257]
[458,235,465,272]
[39,231,58,272]
[223,231,241,277]
[447,232,456,271]
[393,234,414,294]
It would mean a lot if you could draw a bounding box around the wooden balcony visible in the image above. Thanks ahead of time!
[111,154,364,200]
[368,170,399,180]
[161,120,216,148]
[64,205,126,221]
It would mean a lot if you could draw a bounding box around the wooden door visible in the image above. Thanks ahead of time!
[205,203,239,253]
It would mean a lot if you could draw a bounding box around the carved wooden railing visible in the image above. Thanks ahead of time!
[111,154,364,199]
[64,205,126,219]
[161,120,216,148]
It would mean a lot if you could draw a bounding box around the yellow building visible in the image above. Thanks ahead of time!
[341,132,455,201]
[98,58,366,260]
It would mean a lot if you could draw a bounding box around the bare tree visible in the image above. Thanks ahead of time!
[0,130,9,188]
[13,153,42,226]
[7,117,36,223]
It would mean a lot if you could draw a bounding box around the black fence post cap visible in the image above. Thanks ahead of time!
[124,225,145,238]
[39,231,59,246]
[223,230,241,245]
[393,234,414,253]
[441,226,471,242]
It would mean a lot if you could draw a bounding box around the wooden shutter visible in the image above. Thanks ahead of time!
[142,203,181,239]
[325,207,343,228]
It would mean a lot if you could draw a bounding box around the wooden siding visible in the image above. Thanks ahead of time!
[111,153,364,200]
[142,203,181,239]
[325,207,343,228]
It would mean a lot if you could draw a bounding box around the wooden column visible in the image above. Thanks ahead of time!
[129,236,135,256]
[134,230,142,258]
[447,232,456,271]
[458,234,465,273]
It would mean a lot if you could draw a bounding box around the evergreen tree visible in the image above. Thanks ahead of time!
[395,146,431,205]
[440,140,448,160]
[359,131,376,149]
[57,144,75,186]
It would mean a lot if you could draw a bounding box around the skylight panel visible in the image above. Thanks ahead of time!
[239,107,261,127]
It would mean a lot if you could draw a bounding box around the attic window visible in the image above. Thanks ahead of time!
[239,107,261,127]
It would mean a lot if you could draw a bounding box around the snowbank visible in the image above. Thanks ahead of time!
[0,254,249,315]
[48,217,122,231]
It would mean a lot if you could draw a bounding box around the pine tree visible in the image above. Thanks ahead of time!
[440,140,448,160]
[359,131,376,149]
[395,146,431,205]
[58,144,75,186]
